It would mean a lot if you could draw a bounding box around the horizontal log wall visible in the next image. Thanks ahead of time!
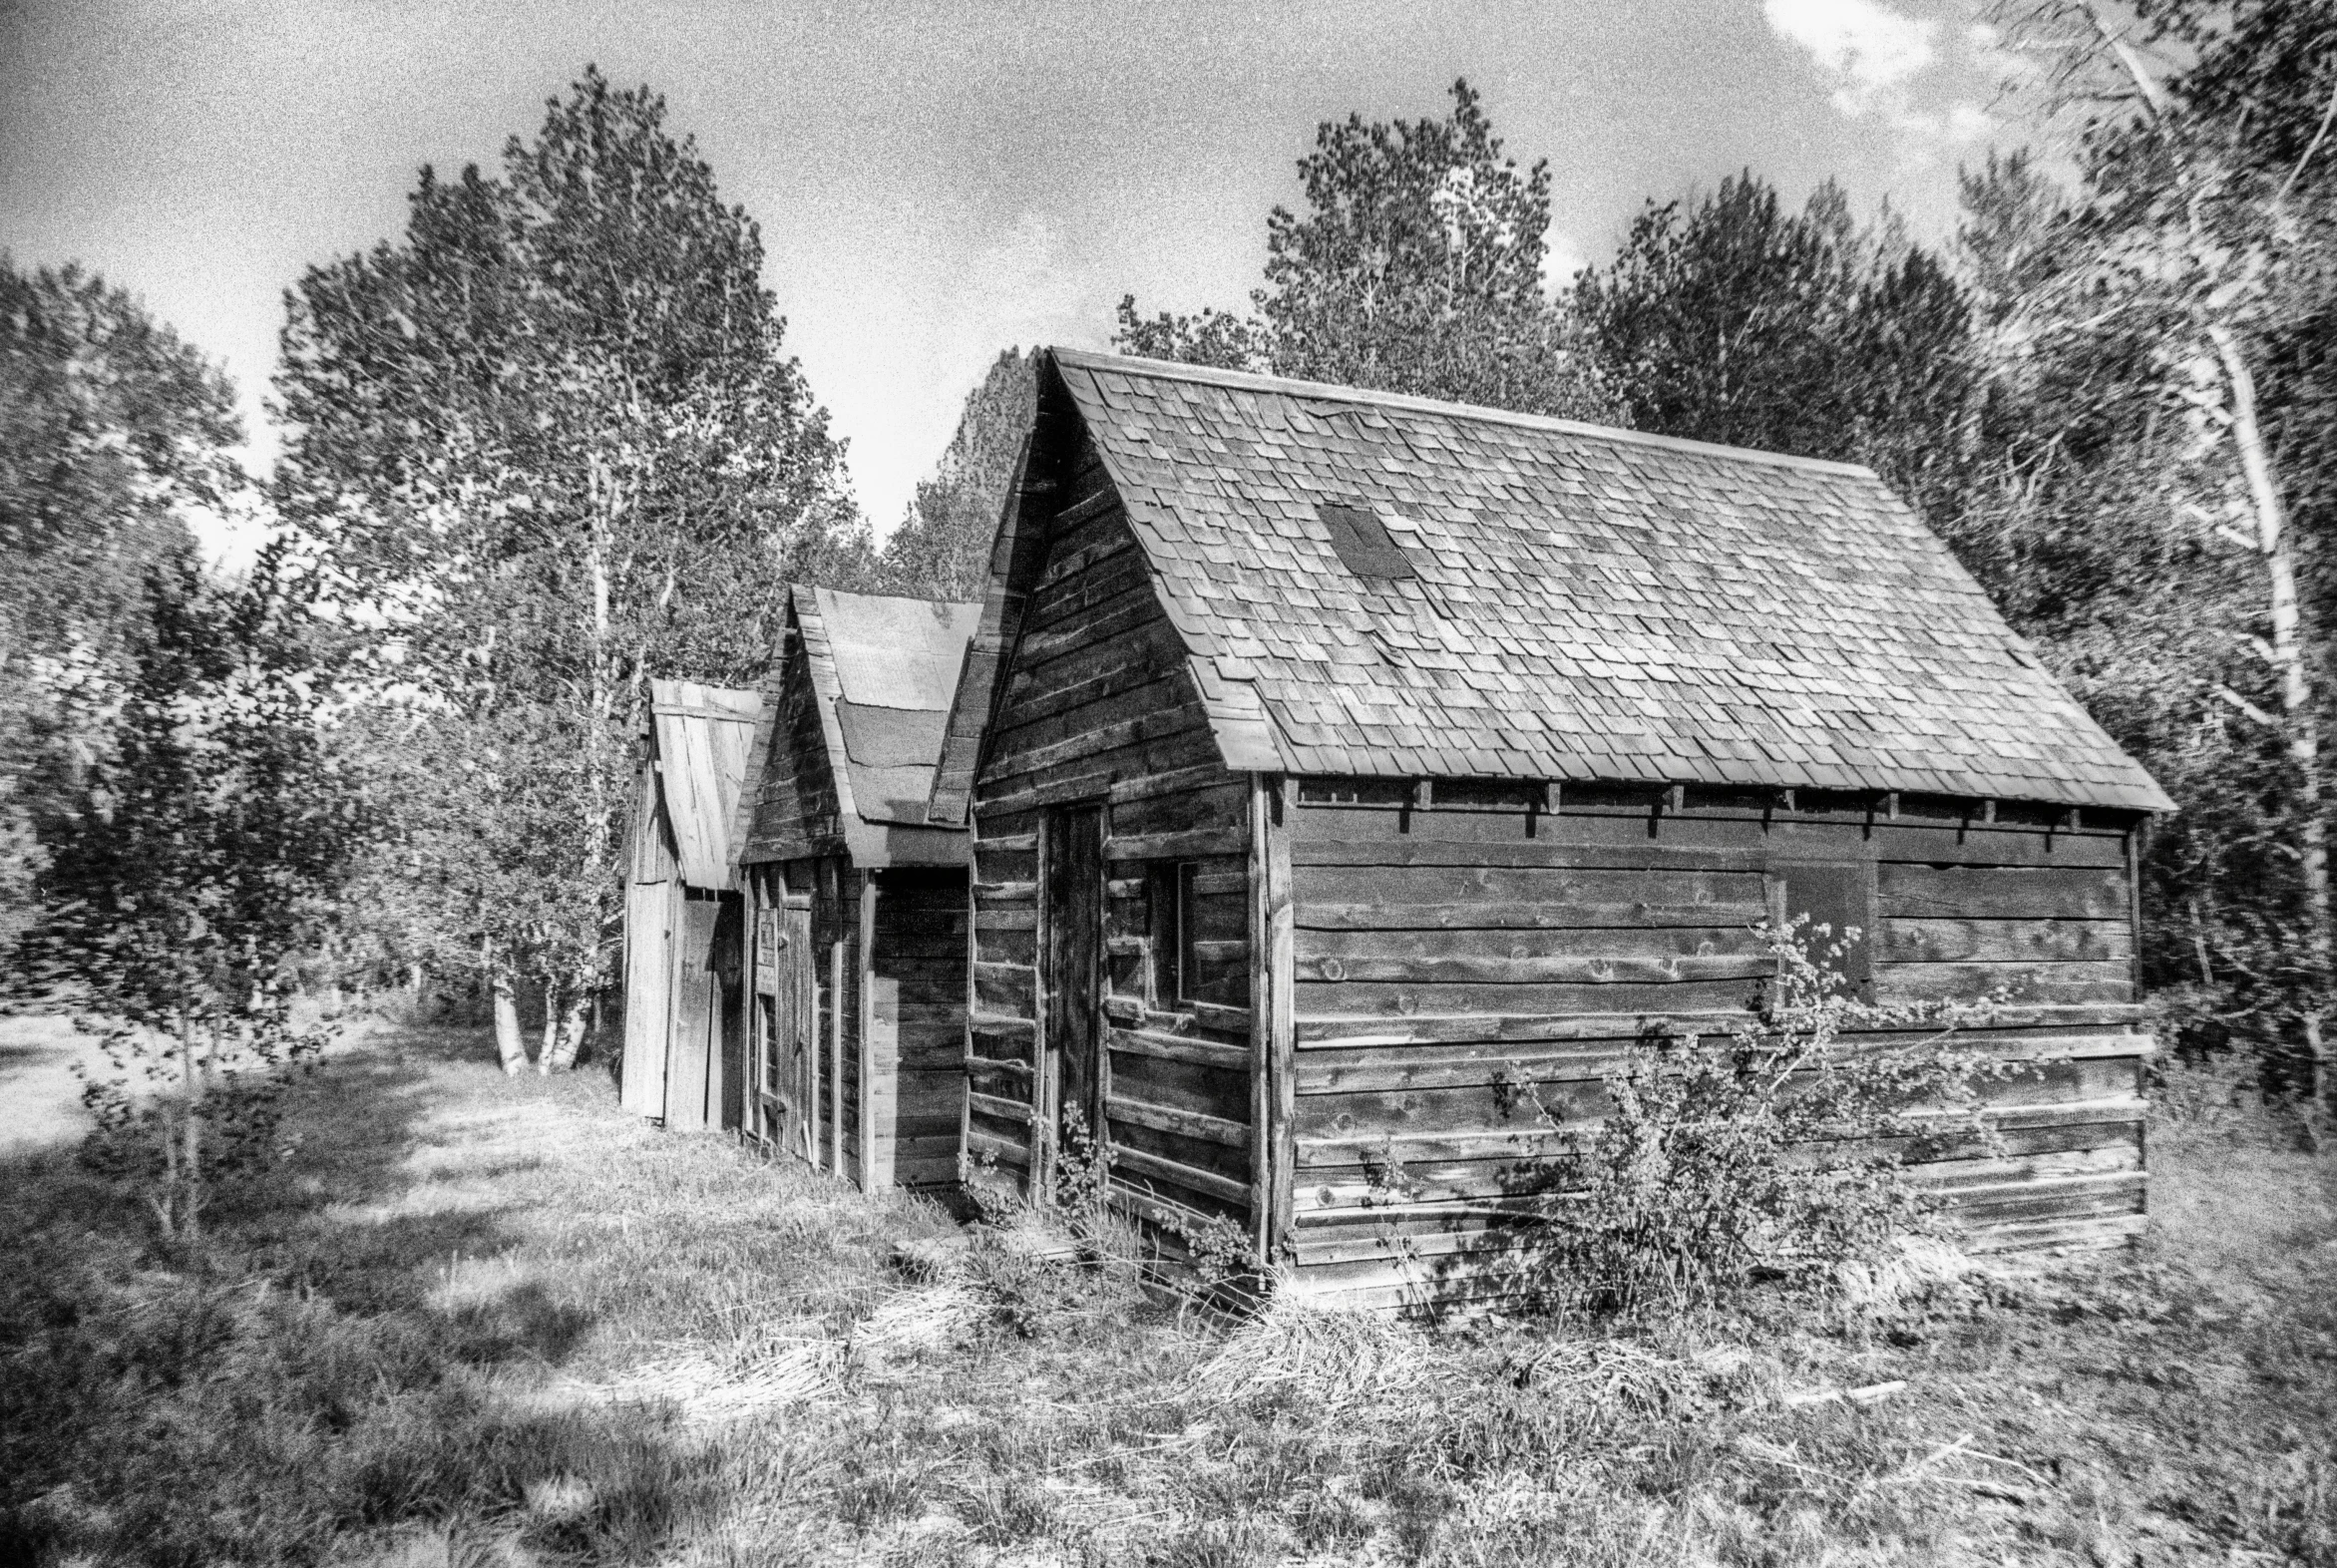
[965,436,1255,1253]
[1282,787,2150,1312]
[740,614,847,864]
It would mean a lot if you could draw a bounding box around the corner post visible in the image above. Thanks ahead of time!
[1249,773,1297,1267]
[860,869,882,1190]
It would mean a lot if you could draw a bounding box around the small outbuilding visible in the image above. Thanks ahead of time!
[731,585,982,1190]
[621,678,763,1131]
[931,347,2174,1311]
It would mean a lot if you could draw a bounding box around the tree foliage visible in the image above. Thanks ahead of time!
[29,544,359,1241]
[1575,176,1979,528]
[1116,81,1611,419]
[0,257,244,949]
[1955,0,2337,1077]
[878,348,1037,601]
[274,68,873,1060]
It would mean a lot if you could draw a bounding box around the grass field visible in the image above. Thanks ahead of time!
[4,1020,2334,1567]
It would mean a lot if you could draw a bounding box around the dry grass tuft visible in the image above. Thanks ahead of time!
[9,1018,2337,1567]
[1189,1292,1441,1412]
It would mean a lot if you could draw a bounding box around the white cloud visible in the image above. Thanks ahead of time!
[1763,0,1995,153]
[1764,0,1938,115]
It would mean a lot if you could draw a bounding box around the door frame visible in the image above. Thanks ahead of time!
[1038,802,1107,1196]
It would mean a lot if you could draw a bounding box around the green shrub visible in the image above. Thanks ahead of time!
[1535,922,1999,1314]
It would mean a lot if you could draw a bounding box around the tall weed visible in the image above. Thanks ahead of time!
[1534,923,2000,1314]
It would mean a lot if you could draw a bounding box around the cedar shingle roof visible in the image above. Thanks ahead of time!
[1046,348,2171,813]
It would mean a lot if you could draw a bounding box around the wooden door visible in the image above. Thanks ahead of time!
[1043,805,1106,1178]
[750,893,782,1143]
[620,876,675,1119]
[781,882,818,1163]
[665,896,718,1130]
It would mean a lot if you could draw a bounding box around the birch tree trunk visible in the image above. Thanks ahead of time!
[492,966,528,1074]
[555,455,623,1072]
[181,1007,205,1246]
[539,978,561,1075]
[547,994,590,1071]
[2210,324,2333,1095]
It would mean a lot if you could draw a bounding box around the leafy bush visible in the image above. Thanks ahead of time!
[1535,923,1999,1314]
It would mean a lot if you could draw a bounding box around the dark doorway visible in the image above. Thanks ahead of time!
[1043,805,1106,1174]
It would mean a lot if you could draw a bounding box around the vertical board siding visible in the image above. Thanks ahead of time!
[619,874,675,1119]
[1279,794,2151,1311]
[967,438,1256,1246]
[873,868,971,1188]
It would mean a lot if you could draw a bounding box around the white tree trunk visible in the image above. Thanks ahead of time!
[538,979,561,1075]
[547,993,591,1071]
[492,969,528,1075]
[2212,324,2332,1092]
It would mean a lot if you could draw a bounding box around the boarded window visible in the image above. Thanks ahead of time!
[1318,501,1416,580]
[1766,860,1876,998]
[1146,862,1201,1003]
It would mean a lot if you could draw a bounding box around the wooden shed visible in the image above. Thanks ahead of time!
[621,679,762,1131]
[731,585,982,1190]
[931,347,2175,1312]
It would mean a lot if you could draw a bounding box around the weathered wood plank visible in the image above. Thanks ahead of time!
[1292,1002,2147,1045]
[1111,1142,1254,1207]
[1881,918,2133,964]
[975,908,1038,933]
[1111,763,1238,805]
[1877,864,2131,920]
[1874,961,2135,1005]
[1293,1034,2154,1094]
[1109,1025,1251,1072]
[1299,899,1772,932]
[1106,1092,1249,1148]
[1295,951,1775,985]
[970,1088,1034,1125]
[1108,825,1250,861]
[1295,978,1768,1017]
[1295,840,1765,872]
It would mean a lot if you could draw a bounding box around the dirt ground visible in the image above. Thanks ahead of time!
[4,1016,2334,1567]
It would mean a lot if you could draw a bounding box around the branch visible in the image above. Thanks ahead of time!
[2212,683,2279,728]
[2087,2,2169,119]
[2279,75,2337,201]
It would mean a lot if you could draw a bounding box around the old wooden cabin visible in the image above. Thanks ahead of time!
[932,347,2173,1312]
[731,586,982,1190]
[621,679,762,1131]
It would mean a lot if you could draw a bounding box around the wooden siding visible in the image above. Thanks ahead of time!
[740,856,966,1193]
[739,627,848,865]
[870,868,970,1188]
[1278,787,2151,1312]
[966,436,1257,1255]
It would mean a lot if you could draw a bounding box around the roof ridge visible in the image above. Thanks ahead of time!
[814,585,984,613]
[1049,346,1881,480]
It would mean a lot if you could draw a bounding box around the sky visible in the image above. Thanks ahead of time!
[0,0,2018,561]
